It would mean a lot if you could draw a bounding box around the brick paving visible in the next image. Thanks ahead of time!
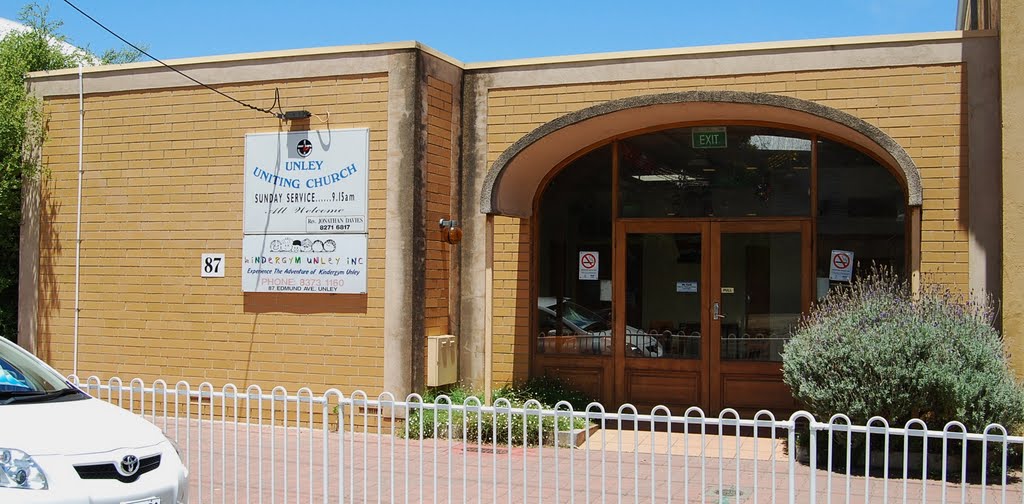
[164,417,1022,503]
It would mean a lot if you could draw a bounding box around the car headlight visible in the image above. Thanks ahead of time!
[163,433,183,459]
[626,342,642,355]
[0,448,47,490]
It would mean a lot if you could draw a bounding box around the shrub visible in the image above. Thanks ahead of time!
[782,267,1024,474]
[399,377,593,446]
[493,375,595,412]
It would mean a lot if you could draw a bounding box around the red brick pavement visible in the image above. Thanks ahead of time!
[166,418,1021,503]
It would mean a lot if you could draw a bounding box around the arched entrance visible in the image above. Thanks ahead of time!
[483,93,921,416]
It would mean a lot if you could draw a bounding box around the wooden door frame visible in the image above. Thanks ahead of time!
[614,220,711,410]
[710,219,813,312]
[613,218,811,413]
[708,219,812,413]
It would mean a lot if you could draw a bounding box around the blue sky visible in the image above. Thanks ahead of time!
[1,1,959,63]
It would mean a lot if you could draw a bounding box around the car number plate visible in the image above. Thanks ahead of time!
[122,498,159,504]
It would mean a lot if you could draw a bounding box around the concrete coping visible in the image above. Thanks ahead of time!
[26,40,461,80]
[26,30,993,82]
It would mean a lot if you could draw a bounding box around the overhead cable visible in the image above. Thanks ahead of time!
[62,0,283,119]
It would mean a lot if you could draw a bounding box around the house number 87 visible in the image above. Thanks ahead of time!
[201,253,225,278]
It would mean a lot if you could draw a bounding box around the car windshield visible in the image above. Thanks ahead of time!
[548,301,608,332]
[0,338,74,396]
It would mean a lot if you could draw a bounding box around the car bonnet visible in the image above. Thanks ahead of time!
[0,396,166,456]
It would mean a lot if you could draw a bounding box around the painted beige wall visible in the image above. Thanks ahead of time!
[1002,0,1024,376]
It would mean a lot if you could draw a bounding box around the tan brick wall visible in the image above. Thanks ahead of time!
[492,216,531,384]
[38,74,389,394]
[485,64,968,383]
[424,76,455,338]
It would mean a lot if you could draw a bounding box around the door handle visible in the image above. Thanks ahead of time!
[713,301,726,321]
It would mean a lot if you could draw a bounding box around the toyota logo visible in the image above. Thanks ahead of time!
[117,454,140,477]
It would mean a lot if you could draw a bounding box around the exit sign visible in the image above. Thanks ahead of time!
[692,127,727,149]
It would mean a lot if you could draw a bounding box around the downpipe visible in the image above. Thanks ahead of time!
[73,63,82,376]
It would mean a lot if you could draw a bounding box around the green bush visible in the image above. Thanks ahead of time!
[782,267,1024,475]
[493,375,595,412]
[399,376,593,446]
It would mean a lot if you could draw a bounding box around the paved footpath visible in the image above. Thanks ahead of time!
[165,418,1021,503]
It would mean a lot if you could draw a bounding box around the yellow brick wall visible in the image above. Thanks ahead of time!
[424,76,455,338]
[38,74,389,395]
[492,216,531,384]
[485,64,968,383]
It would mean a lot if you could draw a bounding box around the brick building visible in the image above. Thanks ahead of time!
[18,3,1019,414]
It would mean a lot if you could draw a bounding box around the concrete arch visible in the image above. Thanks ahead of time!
[481,91,922,217]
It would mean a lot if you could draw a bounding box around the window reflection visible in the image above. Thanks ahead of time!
[536,146,613,356]
[535,296,676,358]
[625,233,702,359]
[620,127,811,218]
[816,140,905,298]
[537,298,611,355]
[719,233,802,362]
[534,127,908,360]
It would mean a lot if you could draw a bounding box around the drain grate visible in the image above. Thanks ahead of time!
[704,485,748,503]
[456,445,509,455]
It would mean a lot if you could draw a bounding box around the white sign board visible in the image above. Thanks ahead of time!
[675,281,698,293]
[243,129,369,235]
[829,250,854,282]
[201,253,225,278]
[242,234,367,293]
[578,251,599,280]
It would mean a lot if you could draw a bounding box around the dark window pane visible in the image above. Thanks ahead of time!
[537,145,613,356]
[624,233,702,359]
[816,139,906,298]
[619,126,811,217]
[719,233,801,362]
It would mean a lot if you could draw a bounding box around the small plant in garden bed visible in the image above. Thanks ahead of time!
[782,266,1024,478]
[399,376,595,446]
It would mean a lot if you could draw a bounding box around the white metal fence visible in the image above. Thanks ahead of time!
[68,375,1024,504]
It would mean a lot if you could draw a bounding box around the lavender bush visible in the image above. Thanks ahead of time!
[783,267,1024,435]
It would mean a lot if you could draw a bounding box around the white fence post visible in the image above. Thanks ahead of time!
[72,376,1024,504]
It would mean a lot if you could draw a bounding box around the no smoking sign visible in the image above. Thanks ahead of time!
[578,251,599,280]
[829,250,854,282]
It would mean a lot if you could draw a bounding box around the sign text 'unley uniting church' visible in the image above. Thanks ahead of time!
[243,129,369,235]
[242,129,370,294]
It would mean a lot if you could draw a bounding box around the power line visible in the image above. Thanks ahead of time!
[62,0,283,120]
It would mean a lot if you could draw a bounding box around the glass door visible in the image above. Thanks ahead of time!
[615,221,710,413]
[708,221,810,415]
[613,220,810,415]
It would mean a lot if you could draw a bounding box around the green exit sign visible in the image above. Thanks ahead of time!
[692,127,727,149]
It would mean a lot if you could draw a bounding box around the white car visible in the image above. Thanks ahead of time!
[0,337,188,504]
[537,297,664,357]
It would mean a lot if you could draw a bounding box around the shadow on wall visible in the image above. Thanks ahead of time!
[959,39,1003,315]
[243,293,368,314]
[239,293,368,386]
[511,218,531,381]
[36,181,62,364]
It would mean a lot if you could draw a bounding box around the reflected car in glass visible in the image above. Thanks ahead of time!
[537,297,664,357]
